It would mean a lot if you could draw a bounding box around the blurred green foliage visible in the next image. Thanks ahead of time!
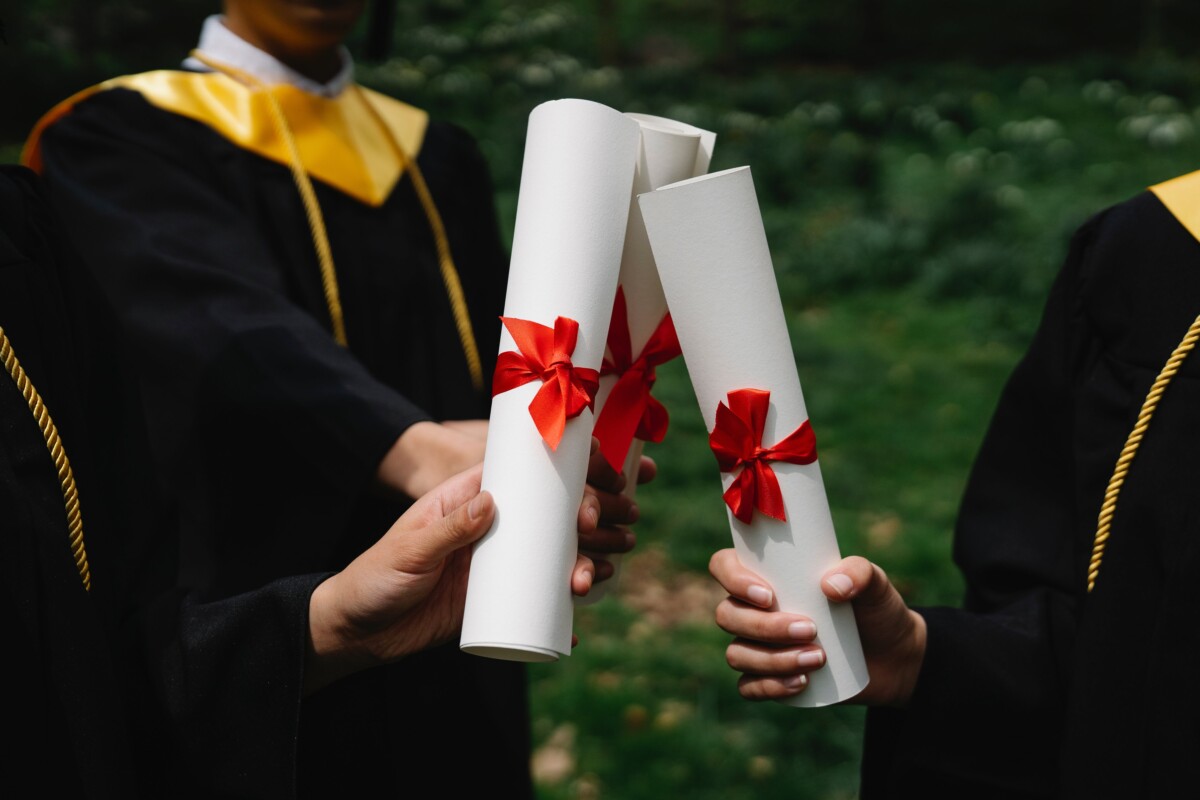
[7,2,1200,798]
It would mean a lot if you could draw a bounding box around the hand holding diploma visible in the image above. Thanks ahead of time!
[304,464,613,694]
[460,98,643,661]
[639,165,869,706]
[709,551,928,706]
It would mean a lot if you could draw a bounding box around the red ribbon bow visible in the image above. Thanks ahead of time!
[592,287,682,471]
[492,315,600,449]
[708,388,818,524]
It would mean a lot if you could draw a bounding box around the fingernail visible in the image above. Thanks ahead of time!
[787,621,816,640]
[826,573,854,599]
[746,584,773,606]
[785,674,808,690]
[623,531,636,550]
[581,567,594,587]
[797,649,825,669]
[468,493,487,521]
[586,505,600,527]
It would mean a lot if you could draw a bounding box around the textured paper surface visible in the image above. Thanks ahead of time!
[638,166,869,706]
[580,113,717,606]
[460,99,641,661]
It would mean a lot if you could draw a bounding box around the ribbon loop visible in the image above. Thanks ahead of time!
[708,388,817,523]
[492,315,599,449]
[593,287,682,471]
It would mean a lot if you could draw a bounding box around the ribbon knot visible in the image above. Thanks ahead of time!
[708,388,818,524]
[492,315,599,449]
[593,287,682,471]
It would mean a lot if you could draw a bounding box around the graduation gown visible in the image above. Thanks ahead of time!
[860,184,1200,797]
[28,72,529,797]
[0,163,139,797]
[1,162,340,798]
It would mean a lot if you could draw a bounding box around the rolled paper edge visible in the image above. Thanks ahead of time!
[459,641,564,663]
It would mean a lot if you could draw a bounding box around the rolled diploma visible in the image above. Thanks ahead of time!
[637,166,869,706]
[459,99,641,661]
[578,114,716,606]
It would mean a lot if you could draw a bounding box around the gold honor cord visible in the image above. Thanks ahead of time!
[0,327,91,591]
[188,51,348,345]
[187,52,484,389]
[354,85,483,390]
[1088,313,1200,592]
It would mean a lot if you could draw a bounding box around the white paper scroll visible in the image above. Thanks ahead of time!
[637,166,869,706]
[579,114,717,606]
[460,99,641,662]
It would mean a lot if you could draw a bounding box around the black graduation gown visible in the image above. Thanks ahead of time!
[33,78,530,797]
[0,163,139,797]
[1,163,339,798]
[860,189,1200,798]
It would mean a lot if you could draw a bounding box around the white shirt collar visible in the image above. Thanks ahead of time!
[182,15,354,98]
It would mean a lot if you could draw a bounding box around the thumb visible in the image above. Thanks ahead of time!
[821,556,894,607]
[395,490,495,574]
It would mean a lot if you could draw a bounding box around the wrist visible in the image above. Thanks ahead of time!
[375,421,484,499]
[304,574,374,694]
[375,421,434,497]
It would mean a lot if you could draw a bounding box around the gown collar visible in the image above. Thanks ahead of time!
[182,14,355,98]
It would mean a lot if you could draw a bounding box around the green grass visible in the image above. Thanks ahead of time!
[391,47,1200,800]
[531,288,1023,799]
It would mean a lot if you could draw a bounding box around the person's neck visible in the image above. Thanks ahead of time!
[221,16,343,84]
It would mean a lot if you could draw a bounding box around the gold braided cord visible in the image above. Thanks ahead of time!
[1088,313,1200,592]
[188,51,349,346]
[353,86,483,390]
[0,327,91,591]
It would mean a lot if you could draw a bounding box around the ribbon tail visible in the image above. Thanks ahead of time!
[753,461,787,521]
[635,394,670,444]
[529,382,567,449]
[593,371,647,472]
[723,467,758,524]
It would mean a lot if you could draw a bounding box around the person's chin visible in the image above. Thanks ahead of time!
[286,0,366,33]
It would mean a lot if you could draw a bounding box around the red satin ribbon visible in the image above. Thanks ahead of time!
[593,286,682,471]
[708,388,818,524]
[492,315,600,449]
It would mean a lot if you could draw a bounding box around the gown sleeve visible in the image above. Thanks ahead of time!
[35,89,433,505]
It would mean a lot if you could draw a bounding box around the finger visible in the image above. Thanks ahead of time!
[714,598,817,644]
[636,455,657,486]
[577,524,635,554]
[726,640,826,676]
[590,557,615,583]
[586,438,626,494]
[822,556,891,605]
[395,490,494,573]
[577,491,601,534]
[401,464,485,527]
[708,549,775,607]
[579,551,616,583]
[571,553,596,596]
[587,483,638,526]
[737,672,809,701]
